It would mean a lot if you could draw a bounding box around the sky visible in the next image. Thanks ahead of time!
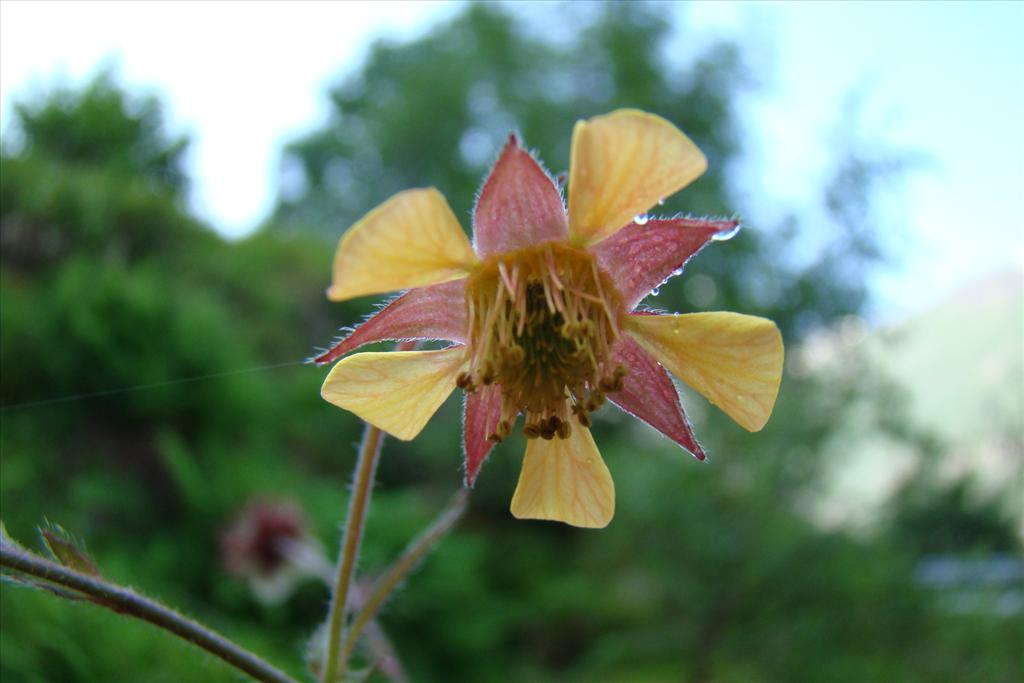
[2,0,1022,322]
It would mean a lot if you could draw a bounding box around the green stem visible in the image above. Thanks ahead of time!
[338,489,468,670]
[0,540,299,683]
[321,423,385,683]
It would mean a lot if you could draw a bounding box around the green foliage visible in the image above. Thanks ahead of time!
[2,588,307,683]
[2,5,1019,683]
[8,70,189,197]
[889,474,1021,555]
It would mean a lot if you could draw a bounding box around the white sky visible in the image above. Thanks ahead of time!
[2,0,1022,321]
[0,1,461,233]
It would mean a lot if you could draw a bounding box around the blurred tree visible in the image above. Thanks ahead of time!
[1,69,346,682]
[889,473,1020,555]
[9,69,189,198]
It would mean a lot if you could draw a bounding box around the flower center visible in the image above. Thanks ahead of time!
[460,242,625,441]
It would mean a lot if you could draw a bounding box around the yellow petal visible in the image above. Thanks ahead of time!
[568,109,707,246]
[328,188,478,301]
[321,348,465,440]
[510,427,615,529]
[627,312,783,432]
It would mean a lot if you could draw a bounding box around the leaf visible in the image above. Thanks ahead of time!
[38,520,101,577]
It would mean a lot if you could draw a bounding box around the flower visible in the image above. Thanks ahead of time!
[314,109,783,528]
[220,499,323,603]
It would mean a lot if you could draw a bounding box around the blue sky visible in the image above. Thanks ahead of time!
[685,1,1024,319]
[2,1,1021,321]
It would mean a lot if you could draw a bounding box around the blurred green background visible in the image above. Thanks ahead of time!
[1,3,1021,682]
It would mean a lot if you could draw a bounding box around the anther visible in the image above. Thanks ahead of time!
[611,365,628,392]
[479,360,495,385]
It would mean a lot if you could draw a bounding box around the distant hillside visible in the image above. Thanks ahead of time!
[875,265,1023,445]
[809,263,1023,529]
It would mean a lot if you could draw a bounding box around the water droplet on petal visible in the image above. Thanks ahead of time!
[650,286,660,296]
[711,223,741,241]
[634,214,649,225]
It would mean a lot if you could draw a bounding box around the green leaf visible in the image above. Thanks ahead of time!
[38,521,101,577]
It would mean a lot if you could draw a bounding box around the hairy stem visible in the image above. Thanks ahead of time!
[0,540,299,683]
[283,540,409,682]
[338,489,469,669]
[321,423,385,683]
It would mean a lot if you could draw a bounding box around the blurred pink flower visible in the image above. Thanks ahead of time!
[221,499,325,603]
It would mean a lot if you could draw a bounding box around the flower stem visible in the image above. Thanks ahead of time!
[0,539,299,683]
[338,489,468,670]
[321,422,385,683]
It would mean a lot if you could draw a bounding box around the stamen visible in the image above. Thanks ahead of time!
[456,371,476,392]
[545,245,566,291]
[488,418,513,443]
[498,261,516,298]
[461,242,624,440]
[591,259,620,337]
[540,276,557,315]
[515,265,527,337]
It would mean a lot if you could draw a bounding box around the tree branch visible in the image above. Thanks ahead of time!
[0,539,300,683]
